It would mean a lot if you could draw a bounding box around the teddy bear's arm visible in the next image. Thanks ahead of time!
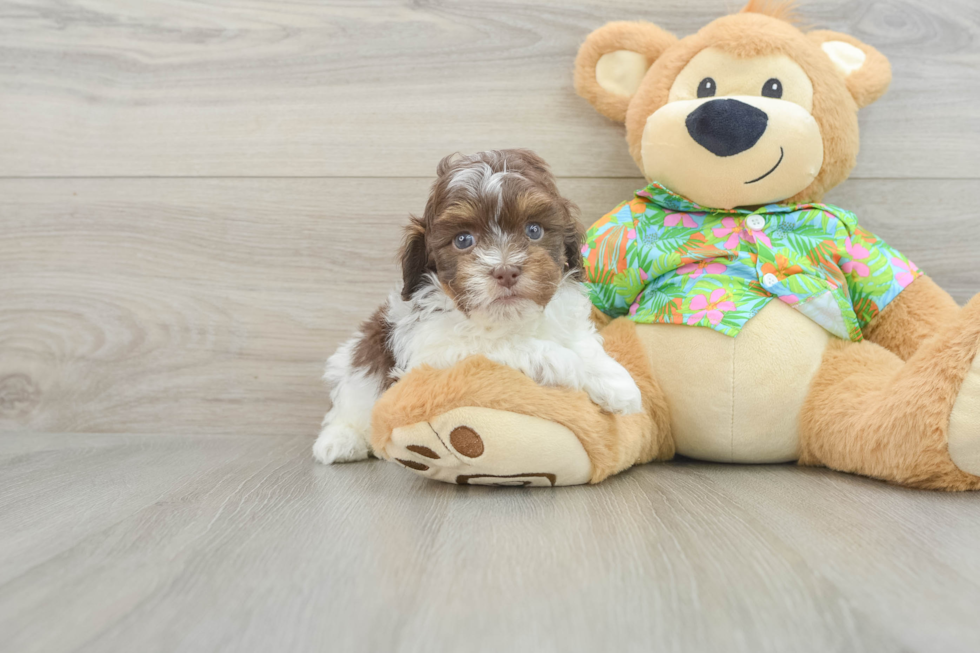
[863,276,961,361]
[370,318,673,485]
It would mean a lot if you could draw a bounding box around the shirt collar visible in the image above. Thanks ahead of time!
[636,181,819,215]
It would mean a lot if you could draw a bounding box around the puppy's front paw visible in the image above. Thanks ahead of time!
[585,364,644,415]
[313,423,372,464]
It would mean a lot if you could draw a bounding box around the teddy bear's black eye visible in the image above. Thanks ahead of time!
[697,77,716,98]
[762,78,783,98]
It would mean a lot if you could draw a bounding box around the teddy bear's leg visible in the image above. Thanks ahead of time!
[863,276,961,360]
[798,293,980,490]
[370,319,673,485]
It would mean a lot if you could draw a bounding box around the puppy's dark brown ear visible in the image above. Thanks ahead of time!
[563,211,586,280]
[401,216,431,301]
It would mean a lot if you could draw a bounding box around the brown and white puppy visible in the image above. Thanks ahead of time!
[313,149,643,464]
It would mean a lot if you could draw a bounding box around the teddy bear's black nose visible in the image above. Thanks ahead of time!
[686,99,769,157]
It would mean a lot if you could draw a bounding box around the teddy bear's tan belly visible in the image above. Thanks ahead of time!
[635,301,831,463]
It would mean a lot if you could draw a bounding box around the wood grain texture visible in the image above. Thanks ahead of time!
[2,3,979,652]
[0,0,978,435]
[1,433,980,653]
[0,177,636,435]
[2,177,978,436]
[1,0,979,178]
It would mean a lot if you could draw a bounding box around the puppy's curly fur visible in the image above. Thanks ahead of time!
[313,150,642,465]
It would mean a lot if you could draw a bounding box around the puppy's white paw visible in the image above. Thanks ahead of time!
[313,422,372,464]
[585,364,644,415]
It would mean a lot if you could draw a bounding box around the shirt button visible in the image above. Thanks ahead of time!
[762,273,779,288]
[746,215,766,231]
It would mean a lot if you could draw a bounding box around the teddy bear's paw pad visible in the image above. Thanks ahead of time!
[949,353,980,477]
[383,407,593,487]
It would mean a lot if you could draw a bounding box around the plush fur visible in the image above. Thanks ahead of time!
[372,318,673,483]
[315,150,642,465]
[574,21,678,122]
[575,2,891,206]
[806,30,892,109]
[622,14,869,204]
[740,0,802,25]
[863,276,962,361]
[363,2,980,491]
[800,294,980,491]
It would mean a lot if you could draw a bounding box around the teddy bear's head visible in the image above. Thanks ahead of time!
[574,1,891,209]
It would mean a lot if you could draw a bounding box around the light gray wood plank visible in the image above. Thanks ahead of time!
[3,432,980,653]
[693,465,980,652]
[0,433,290,586]
[0,177,638,436]
[0,0,978,178]
[1,177,978,436]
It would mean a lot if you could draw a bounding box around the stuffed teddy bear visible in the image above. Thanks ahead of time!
[367,1,980,490]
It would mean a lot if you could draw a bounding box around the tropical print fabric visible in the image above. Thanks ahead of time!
[582,182,921,341]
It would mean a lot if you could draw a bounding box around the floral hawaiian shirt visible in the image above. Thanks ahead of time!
[583,182,921,341]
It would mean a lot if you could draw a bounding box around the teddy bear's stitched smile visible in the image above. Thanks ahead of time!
[745,146,785,184]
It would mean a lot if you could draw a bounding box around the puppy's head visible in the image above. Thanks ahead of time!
[401,149,583,319]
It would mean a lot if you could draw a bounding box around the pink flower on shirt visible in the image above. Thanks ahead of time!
[750,229,771,248]
[677,260,728,279]
[665,212,698,228]
[893,258,919,288]
[712,217,741,249]
[845,236,870,259]
[712,217,771,249]
[687,288,737,326]
[841,260,869,277]
[841,236,871,277]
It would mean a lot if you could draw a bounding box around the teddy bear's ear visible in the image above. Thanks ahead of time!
[574,21,678,123]
[808,30,892,109]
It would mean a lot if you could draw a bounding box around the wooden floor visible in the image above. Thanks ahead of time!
[2,434,980,653]
[2,1,980,651]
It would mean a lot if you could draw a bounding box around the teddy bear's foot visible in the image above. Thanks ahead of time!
[949,352,980,476]
[380,407,593,487]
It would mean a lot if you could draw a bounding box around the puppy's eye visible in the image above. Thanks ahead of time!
[697,77,716,98]
[525,223,543,240]
[453,233,475,250]
[762,78,783,98]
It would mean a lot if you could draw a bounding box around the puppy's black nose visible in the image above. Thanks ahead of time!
[686,99,768,157]
[491,265,521,289]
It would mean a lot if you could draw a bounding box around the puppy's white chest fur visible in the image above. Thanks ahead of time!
[388,282,588,373]
[383,280,641,418]
[314,149,643,466]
